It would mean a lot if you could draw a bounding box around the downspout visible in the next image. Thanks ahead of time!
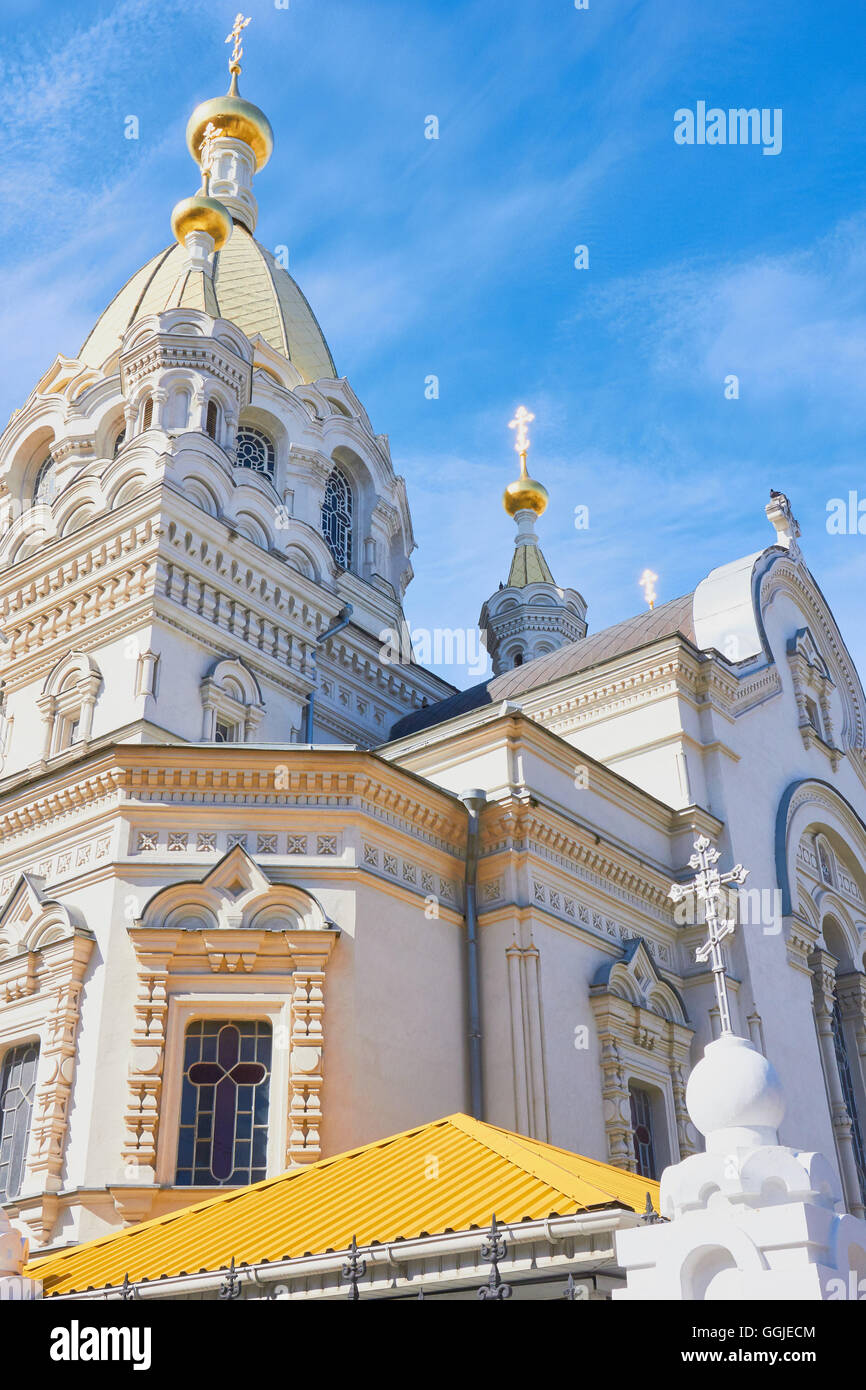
[303,604,353,743]
[460,788,487,1120]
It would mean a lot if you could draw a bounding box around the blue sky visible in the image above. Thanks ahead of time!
[2,0,865,685]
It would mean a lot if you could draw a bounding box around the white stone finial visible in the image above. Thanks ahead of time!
[766,490,801,556]
[686,1032,785,1152]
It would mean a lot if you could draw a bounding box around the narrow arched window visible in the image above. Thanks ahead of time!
[629,1084,657,1180]
[0,1041,39,1202]
[206,400,219,441]
[513,651,524,667]
[176,1020,271,1186]
[33,456,56,505]
[321,466,352,569]
[141,397,154,431]
[235,426,275,478]
[113,429,126,458]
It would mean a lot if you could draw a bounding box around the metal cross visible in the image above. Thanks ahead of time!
[199,122,225,188]
[226,13,252,72]
[508,405,535,465]
[669,836,748,1035]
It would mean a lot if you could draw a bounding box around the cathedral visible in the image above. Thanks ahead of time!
[1,22,866,1302]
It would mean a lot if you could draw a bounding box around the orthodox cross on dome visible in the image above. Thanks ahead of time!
[198,121,225,190]
[509,405,535,471]
[669,835,749,1036]
[639,568,658,611]
[226,12,252,75]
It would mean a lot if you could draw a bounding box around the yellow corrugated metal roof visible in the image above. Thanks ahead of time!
[28,1114,657,1296]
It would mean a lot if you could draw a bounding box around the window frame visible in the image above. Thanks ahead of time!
[321,466,353,571]
[156,994,291,1189]
[235,425,276,479]
[0,1039,40,1204]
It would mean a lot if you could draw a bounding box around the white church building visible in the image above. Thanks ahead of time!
[1,23,865,1300]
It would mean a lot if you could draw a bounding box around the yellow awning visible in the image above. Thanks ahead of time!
[28,1113,659,1297]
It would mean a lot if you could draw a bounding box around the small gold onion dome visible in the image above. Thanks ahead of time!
[171,193,233,251]
[503,467,549,517]
[186,85,274,172]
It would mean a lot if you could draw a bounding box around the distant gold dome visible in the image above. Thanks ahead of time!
[503,472,549,517]
[186,91,274,171]
[171,193,233,250]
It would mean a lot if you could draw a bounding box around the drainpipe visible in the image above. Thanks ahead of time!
[460,788,487,1120]
[303,604,353,743]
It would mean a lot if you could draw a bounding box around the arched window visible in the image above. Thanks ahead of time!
[113,428,126,458]
[141,397,154,431]
[629,1083,658,1179]
[512,651,524,667]
[0,1041,39,1202]
[33,455,57,505]
[235,426,275,478]
[321,466,352,569]
[206,400,219,441]
[175,1020,271,1186]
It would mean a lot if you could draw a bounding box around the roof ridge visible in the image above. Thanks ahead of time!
[449,1114,656,1208]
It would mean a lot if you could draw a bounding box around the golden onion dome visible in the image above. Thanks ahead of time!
[171,193,233,250]
[503,466,549,517]
[186,81,274,172]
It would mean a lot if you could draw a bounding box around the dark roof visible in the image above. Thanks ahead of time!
[388,592,697,741]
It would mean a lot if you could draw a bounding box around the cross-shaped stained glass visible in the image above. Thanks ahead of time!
[176,1020,271,1186]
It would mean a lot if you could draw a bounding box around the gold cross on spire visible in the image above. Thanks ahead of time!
[509,405,535,471]
[198,122,224,191]
[226,13,252,74]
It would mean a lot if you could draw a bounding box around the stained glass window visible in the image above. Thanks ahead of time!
[321,467,352,569]
[176,1020,271,1187]
[832,996,866,1204]
[0,1042,39,1202]
[629,1084,657,1180]
[235,426,275,478]
[33,456,56,506]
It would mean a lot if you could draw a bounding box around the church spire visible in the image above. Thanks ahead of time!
[184,15,274,232]
[479,407,587,674]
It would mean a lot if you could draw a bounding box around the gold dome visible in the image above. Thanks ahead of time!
[171,193,233,250]
[503,470,549,517]
[186,91,274,171]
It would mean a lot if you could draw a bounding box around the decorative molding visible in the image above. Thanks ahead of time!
[123,849,339,1176]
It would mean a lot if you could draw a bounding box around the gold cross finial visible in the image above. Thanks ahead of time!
[639,568,658,610]
[199,122,225,191]
[226,13,252,74]
[508,406,535,471]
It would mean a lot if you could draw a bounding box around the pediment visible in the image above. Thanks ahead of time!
[139,846,336,934]
[591,936,688,1024]
[0,873,86,957]
[787,626,832,682]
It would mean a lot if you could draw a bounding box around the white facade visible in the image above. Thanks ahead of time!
[1,68,865,1281]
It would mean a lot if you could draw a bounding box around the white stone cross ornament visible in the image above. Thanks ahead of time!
[669,836,749,1036]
